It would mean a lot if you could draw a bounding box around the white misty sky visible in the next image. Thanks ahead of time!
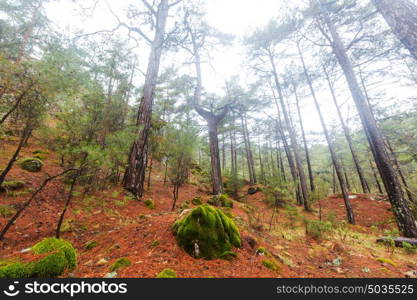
[44,0,413,138]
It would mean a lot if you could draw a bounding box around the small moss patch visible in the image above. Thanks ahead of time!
[376,257,397,267]
[157,268,177,278]
[262,259,281,272]
[191,197,203,205]
[172,204,241,259]
[110,258,131,272]
[84,241,98,251]
[0,205,15,217]
[144,199,155,209]
[0,180,25,192]
[219,251,237,261]
[19,158,43,172]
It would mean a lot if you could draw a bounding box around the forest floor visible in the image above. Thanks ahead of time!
[0,138,416,278]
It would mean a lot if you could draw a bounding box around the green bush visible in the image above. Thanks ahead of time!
[110,258,131,272]
[0,237,77,278]
[19,158,43,172]
[172,204,241,259]
[157,268,177,278]
[207,194,233,208]
[305,220,333,240]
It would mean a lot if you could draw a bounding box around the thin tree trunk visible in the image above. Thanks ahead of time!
[323,64,370,194]
[370,159,384,194]
[298,43,355,224]
[147,155,153,191]
[294,82,315,192]
[319,0,417,236]
[269,57,309,209]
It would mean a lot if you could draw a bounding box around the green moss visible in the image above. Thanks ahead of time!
[402,242,417,254]
[191,197,203,205]
[31,237,77,277]
[207,194,233,208]
[19,157,43,172]
[219,251,237,261]
[110,258,131,272]
[376,257,397,267]
[0,261,31,278]
[172,204,241,259]
[0,205,15,217]
[32,150,48,155]
[84,241,98,251]
[180,202,190,210]
[157,268,177,278]
[1,180,25,191]
[144,199,155,209]
[262,259,281,272]
[150,240,160,248]
[256,247,268,255]
[33,153,46,160]
[0,238,77,278]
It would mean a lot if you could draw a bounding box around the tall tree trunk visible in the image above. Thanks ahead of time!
[323,64,370,194]
[369,159,384,194]
[319,0,417,237]
[241,114,256,185]
[373,0,417,60]
[147,155,153,191]
[270,79,308,209]
[298,43,355,224]
[123,0,169,198]
[294,82,315,192]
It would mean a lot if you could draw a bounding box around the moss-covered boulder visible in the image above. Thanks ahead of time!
[19,158,43,172]
[207,194,233,208]
[172,204,241,259]
[0,237,77,278]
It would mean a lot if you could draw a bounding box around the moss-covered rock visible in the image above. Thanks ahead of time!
[0,238,77,278]
[0,180,25,192]
[191,197,203,205]
[144,199,155,209]
[19,158,43,172]
[207,194,233,208]
[110,258,131,272]
[172,204,241,259]
[157,268,177,278]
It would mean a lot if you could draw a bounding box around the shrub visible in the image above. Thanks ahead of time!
[157,268,177,278]
[19,158,43,172]
[305,220,333,240]
[284,205,299,228]
[207,194,233,208]
[172,204,241,259]
[0,238,77,278]
[144,199,155,209]
[109,258,131,272]
[191,197,203,205]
